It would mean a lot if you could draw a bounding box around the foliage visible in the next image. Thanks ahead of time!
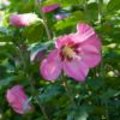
[0,0,120,120]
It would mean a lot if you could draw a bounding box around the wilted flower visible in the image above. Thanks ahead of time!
[30,49,46,62]
[40,23,101,81]
[10,13,39,27]
[6,85,32,114]
[42,4,60,13]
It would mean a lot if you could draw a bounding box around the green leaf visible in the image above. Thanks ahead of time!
[39,84,64,103]
[85,2,98,22]
[54,11,86,30]
[0,76,15,89]
[100,89,118,100]
[29,41,54,61]
[22,23,44,43]
[107,0,120,13]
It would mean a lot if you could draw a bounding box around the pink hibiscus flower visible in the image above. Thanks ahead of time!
[42,4,60,13]
[40,23,101,81]
[10,13,39,27]
[6,85,32,114]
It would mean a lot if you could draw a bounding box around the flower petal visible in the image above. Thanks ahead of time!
[40,49,62,80]
[42,4,60,13]
[80,34,101,50]
[6,85,31,114]
[77,23,95,34]
[10,13,39,27]
[80,44,101,68]
[55,35,74,49]
[72,23,101,50]
[63,59,89,81]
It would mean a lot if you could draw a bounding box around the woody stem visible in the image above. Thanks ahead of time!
[35,0,52,40]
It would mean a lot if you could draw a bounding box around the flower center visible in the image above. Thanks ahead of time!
[62,46,76,59]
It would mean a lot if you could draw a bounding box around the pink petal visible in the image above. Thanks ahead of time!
[10,13,38,27]
[55,35,74,49]
[63,59,89,81]
[77,23,95,34]
[6,85,30,114]
[42,4,60,13]
[80,44,101,68]
[12,104,24,114]
[6,85,26,105]
[6,90,16,105]
[40,49,62,80]
[10,15,23,27]
[80,35,101,50]
[72,23,101,49]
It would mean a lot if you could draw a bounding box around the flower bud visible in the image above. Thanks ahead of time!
[42,4,60,13]
[6,85,32,114]
[10,13,39,27]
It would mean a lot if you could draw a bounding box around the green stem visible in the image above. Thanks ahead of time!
[35,96,50,120]
[28,77,50,120]
[35,0,52,40]
[63,79,77,108]
[84,0,87,11]
[17,42,50,120]
[25,53,50,120]
[105,101,110,120]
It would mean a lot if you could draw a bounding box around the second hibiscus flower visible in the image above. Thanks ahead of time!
[40,23,101,81]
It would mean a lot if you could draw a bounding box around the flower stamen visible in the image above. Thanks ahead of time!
[62,46,76,59]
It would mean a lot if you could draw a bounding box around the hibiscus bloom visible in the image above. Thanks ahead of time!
[42,4,60,13]
[10,13,39,27]
[6,85,32,114]
[40,23,101,81]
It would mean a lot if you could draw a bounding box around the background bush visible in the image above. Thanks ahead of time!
[0,0,120,120]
